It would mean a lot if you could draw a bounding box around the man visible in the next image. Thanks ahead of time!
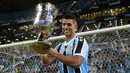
[41,14,89,73]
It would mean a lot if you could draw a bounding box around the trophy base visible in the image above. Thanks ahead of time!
[30,42,50,54]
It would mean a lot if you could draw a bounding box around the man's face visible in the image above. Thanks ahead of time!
[62,19,77,36]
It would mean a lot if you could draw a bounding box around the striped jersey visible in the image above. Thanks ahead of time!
[55,36,89,73]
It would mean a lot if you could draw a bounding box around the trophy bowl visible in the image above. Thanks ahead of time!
[30,2,58,54]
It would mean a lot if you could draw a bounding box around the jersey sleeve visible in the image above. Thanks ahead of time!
[74,38,89,58]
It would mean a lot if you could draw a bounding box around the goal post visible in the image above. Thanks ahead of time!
[0,24,130,48]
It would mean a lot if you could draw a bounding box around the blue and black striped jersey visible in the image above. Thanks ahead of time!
[55,36,89,73]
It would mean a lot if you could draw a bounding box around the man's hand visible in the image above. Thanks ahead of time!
[46,48,59,57]
[46,48,84,68]
[41,53,55,66]
[41,54,49,64]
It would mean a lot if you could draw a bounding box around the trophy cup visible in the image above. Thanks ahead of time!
[30,2,58,54]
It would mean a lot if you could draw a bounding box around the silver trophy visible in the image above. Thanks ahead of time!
[30,2,58,54]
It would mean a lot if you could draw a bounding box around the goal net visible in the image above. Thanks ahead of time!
[0,24,130,73]
[86,29,130,73]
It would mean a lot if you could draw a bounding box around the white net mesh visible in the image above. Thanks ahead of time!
[86,29,130,73]
[0,45,59,73]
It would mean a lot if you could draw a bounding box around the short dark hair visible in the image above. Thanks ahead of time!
[63,14,77,21]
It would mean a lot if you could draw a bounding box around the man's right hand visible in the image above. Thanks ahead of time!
[41,54,49,66]
[41,54,55,66]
